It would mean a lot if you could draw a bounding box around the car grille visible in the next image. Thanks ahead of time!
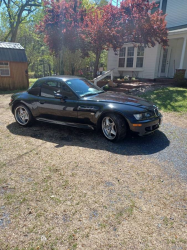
[145,124,159,132]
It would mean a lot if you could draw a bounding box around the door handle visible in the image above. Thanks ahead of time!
[39,101,45,104]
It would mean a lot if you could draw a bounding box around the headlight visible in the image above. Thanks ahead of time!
[133,112,152,120]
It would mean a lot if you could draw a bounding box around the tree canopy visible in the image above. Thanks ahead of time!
[1,0,42,42]
[37,0,168,77]
[0,0,168,78]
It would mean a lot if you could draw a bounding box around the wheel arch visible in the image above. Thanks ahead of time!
[96,110,130,131]
[12,101,31,114]
[13,101,34,126]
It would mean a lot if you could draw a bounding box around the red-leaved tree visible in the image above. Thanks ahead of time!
[79,4,123,77]
[37,0,168,77]
[118,0,168,47]
[80,0,168,77]
[37,0,85,56]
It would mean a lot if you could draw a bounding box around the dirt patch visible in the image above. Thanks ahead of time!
[162,112,187,129]
[0,94,187,250]
[128,83,172,96]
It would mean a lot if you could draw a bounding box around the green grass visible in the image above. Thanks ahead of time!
[140,87,187,112]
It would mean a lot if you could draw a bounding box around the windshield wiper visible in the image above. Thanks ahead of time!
[81,91,104,98]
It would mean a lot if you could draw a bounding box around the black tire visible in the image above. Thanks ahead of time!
[14,103,34,127]
[101,113,127,142]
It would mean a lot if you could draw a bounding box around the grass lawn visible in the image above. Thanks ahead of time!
[140,87,187,112]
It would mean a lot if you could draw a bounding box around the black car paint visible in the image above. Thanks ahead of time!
[9,76,162,135]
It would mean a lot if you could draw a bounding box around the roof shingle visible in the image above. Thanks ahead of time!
[0,42,24,49]
[0,42,27,62]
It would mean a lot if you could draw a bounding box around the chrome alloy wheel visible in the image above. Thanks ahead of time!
[102,116,117,140]
[15,106,29,125]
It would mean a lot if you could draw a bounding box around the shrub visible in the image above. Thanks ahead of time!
[28,72,35,78]
[174,70,187,86]
[124,75,129,81]
[103,84,109,90]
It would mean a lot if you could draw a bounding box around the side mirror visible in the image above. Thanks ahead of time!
[54,93,63,99]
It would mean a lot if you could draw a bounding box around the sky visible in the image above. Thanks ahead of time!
[111,0,123,7]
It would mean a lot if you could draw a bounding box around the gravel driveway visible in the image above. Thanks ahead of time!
[6,108,187,181]
[0,93,187,250]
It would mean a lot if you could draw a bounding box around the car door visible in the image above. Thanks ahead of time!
[77,99,101,125]
[37,80,79,122]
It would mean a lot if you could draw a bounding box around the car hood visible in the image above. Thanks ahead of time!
[86,91,155,109]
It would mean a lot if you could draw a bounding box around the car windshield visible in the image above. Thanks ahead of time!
[65,78,104,97]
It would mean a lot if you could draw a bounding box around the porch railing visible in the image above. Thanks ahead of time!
[93,68,115,86]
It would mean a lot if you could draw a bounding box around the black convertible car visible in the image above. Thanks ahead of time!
[9,76,162,142]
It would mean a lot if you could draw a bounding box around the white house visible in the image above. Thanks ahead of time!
[107,0,187,79]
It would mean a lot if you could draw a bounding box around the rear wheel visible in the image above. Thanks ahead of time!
[101,113,127,142]
[14,104,34,126]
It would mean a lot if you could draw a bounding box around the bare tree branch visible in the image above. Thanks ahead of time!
[1,0,42,42]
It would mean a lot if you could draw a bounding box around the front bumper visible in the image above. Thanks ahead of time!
[9,101,14,113]
[129,116,163,136]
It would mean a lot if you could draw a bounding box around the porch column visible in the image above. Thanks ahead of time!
[111,70,113,81]
[179,36,187,69]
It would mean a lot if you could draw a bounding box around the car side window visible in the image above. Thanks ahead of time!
[41,81,61,98]
[61,82,77,100]
[28,80,42,96]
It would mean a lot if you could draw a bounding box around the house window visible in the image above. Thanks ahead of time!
[127,47,134,67]
[118,47,126,67]
[136,46,144,68]
[118,45,144,69]
[0,62,10,76]
[161,0,167,14]
[151,1,160,14]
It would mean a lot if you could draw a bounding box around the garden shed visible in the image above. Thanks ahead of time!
[0,42,28,90]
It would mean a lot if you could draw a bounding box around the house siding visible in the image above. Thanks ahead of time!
[107,45,159,79]
[107,49,119,76]
[167,38,184,78]
[142,45,160,79]
[184,45,187,78]
[166,0,187,28]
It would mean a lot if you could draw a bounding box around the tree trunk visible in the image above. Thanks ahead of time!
[48,63,52,76]
[93,50,101,78]
[58,54,60,74]
[10,28,18,42]
[43,59,45,77]
[60,55,64,75]
[10,7,23,42]
[71,63,75,75]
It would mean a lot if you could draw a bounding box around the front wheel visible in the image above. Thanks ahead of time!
[14,104,34,126]
[101,113,127,142]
